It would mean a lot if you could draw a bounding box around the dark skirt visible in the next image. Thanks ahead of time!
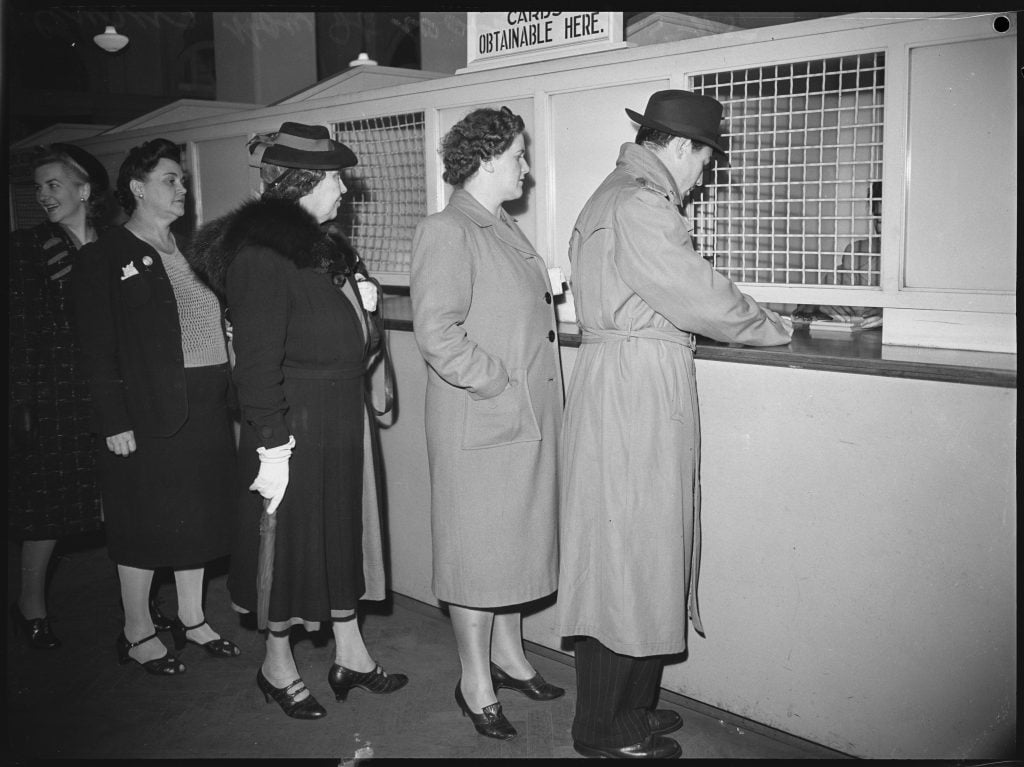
[98,364,236,569]
[228,372,365,625]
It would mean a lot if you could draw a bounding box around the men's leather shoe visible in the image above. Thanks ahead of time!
[647,708,683,736]
[573,734,682,759]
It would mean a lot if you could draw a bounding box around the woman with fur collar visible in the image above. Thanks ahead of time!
[187,122,407,720]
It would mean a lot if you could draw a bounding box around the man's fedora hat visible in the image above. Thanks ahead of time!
[626,90,728,158]
[251,122,357,170]
[51,143,110,193]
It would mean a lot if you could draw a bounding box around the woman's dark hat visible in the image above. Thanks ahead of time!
[626,90,728,158]
[51,142,110,193]
[251,122,357,170]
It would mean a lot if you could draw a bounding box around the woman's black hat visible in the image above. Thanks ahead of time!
[51,142,110,193]
[251,122,357,170]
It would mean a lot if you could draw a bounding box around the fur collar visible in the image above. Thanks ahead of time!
[186,196,334,294]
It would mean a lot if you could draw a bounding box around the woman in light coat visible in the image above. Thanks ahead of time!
[410,106,563,741]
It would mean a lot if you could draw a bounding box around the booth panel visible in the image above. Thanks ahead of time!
[193,134,254,225]
[373,331,437,606]
[548,79,669,282]
[668,359,1017,758]
[904,35,1016,291]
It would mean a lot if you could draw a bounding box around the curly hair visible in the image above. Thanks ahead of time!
[246,132,327,202]
[259,163,325,203]
[115,138,182,216]
[441,106,525,187]
[33,146,107,224]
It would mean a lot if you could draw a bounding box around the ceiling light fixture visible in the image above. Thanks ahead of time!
[348,52,377,67]
[94,25,129,53]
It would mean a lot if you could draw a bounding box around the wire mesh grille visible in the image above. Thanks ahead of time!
[332,113,426,274]
[691,52,884,286]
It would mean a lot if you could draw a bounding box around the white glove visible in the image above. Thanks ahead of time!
[250,435,295,515]
[355,276,378,313]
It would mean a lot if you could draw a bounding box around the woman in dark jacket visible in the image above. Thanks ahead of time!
[9,144,109,649]
[187,122,406,720]
[73,138,239,676]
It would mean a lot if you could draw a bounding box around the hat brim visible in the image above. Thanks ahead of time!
[625,108,728,159]
[261,140,357,170]
[51,142,111,192]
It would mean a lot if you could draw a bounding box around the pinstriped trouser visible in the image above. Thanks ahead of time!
[571,635,664,747]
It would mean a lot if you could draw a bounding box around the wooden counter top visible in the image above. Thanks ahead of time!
[379,294,1016,389]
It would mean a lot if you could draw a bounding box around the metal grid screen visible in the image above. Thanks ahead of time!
[690,52,884,286]
[332,112,426,275]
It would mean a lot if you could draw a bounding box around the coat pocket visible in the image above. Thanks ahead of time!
[461,368,541,450]
[120,272,152,308]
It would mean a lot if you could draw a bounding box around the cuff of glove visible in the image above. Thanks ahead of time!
[257,434,295,463]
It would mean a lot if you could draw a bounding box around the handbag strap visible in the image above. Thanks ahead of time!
[364,275,394,417]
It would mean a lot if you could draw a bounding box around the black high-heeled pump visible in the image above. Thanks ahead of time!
[256,668,326,720]
[327,663,408,701]
[454,679,517,740]
[490,661,565,701]
[10,603,61,650]
[169,618,240,658]
[116,632,185,675]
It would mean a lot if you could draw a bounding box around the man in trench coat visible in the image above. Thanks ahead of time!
[558,90,793,759]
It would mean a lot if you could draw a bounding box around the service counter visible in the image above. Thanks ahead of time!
[380,294,1016,387]
[372,294,1016,759]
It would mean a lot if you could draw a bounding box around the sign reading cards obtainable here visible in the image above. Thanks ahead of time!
[463,12,625,71]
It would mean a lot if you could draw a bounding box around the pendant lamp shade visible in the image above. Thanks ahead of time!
[94,26,129,53]
[348,52,377,67]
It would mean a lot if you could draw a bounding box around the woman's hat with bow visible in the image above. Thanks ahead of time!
[249,122,357,170]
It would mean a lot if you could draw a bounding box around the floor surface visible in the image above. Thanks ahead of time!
[7,534,849,762]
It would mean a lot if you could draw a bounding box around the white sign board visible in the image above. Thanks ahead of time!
[463,12,624,71]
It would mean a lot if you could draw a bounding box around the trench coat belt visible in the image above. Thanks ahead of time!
[282,363,365,380]
[580,327,697,351]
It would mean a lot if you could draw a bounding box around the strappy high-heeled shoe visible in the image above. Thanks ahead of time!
[116,632,185,675]
[256,668,326,720]
[10,603,61,650]
[327,662,408,701]
[169,618,240,658]
[490,661,565,700]
[454,679,517,740]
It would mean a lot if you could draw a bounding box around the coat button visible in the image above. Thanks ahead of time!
[544,292,552,304]
[548,330,555,342]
